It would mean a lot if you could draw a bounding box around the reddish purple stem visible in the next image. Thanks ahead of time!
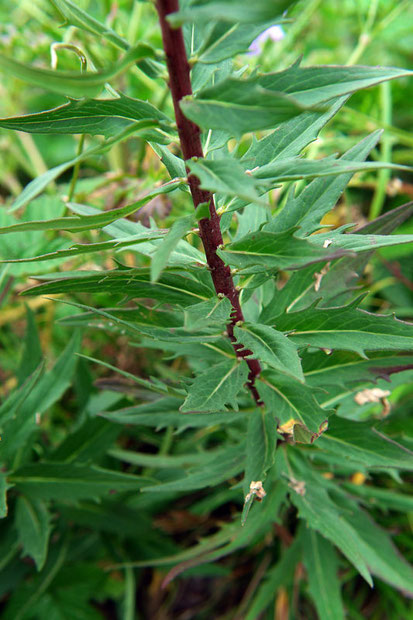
[155,0,262,403]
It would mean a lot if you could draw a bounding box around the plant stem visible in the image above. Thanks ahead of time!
[155,0,262,403]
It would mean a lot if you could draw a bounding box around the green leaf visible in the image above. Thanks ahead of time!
[257,370,330,434]
[101,397,248,431]
[335,495,413,594]
[49,418,121,464]
[306,201,413,307]
[180,359,249,412]
[341,484,413,513]
[8,123,160,212]
[241,98,347,169]
[22,268,214,307]
[16,307,42,384]
[267,131,381,235]
[0,333,80,464]
[303,351,413,392]
[302,529,344,620]
[168,0,293,26]
[151,215,194,282]
[197,22,275,64]
[245,531,303,620]
[141,444,245,493]
[187,155,408,213]
[3,231,167,264]
[273,298,413,357]
[244,408,277,495]
[182,63,412,135]
[108,448,212,469]
[0,95,172,138]
[0,44,154,98]
[9,463,152,500]
[151,143,187,178]
[218,228,348,273]
[0,181,181,235]
[184,296,232,331]
[0,364,43,427]
[15,496,52,571]
[281,450,372,586]
[234,323,304,381]
[0,473,11,518]
[310,230,413,254]
[187,157,265,206]
[50,0,129,50]
[181,86,306,136]
[317,416,413,471]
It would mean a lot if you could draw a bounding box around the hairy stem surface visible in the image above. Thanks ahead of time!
[155,0,262,403]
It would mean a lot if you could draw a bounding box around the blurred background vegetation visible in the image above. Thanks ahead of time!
[0,1,412,618]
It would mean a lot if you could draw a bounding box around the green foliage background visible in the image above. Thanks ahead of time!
[0,1,412,618]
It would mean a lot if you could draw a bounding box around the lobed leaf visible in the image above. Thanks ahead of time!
[273,298,413,357]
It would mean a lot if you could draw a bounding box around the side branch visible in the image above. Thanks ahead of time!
[155,0,262,403]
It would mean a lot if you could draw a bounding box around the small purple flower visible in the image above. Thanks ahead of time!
[248,25,285,56]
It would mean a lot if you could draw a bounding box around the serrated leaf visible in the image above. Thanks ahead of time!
[303,351,413,391]
[0,44,154,98]
[15,496,51,571]
[306,201,413,308]
[274,299,413,357]
[0,95,172,138]
[317,416,413,471]
[303,529,344,620]
[151,215,194,281]
[241,98,347,169]
[9,463,152,500]
[182,62,412,135]
[187,157,265,206]
[22,268,214,307]
[184,296,232,331]
[234,323,304,380]
[188,155,408,213]
[257,370,330,434]
[181,359,249,412]
[218,228,348,273]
